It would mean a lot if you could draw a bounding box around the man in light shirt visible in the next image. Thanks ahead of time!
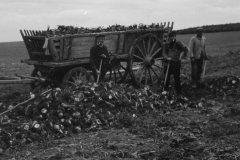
[189,27,208,88]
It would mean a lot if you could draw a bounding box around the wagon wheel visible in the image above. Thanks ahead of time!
[31,68,49,91]
[107,59,129,83]
[128,34,164,87]
[62,67,94,89]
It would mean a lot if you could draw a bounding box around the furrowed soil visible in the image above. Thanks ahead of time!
[1,32,240,160]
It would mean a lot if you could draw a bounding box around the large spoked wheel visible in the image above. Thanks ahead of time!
[31,68,48,91]
[128,34,164,87]
[107,59,129,83]
[62,67,94,89]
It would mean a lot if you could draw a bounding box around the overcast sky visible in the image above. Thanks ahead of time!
[0,0,239,42]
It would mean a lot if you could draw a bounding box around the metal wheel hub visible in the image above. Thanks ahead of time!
[144,56,154,67]
[75,79,83,85]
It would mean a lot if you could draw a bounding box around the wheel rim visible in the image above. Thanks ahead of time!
[63,67,94,88]
[129,34,164,87]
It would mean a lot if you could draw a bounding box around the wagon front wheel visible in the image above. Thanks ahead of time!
[62,67,94,89]
[128,34,164,87]
[30,68,49,91]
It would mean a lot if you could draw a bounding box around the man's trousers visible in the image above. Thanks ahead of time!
[163,60,182,94]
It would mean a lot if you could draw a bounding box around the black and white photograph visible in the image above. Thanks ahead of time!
[0,0,240,159]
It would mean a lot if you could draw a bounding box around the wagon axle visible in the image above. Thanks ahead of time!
[144,57,155,68]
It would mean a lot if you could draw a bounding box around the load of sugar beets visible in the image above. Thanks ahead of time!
[0,80,192,149]
[46,23,164,36]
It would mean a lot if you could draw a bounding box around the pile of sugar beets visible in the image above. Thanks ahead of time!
[0,75,239,149]
[47,23,165,36]
[0,81,190,149]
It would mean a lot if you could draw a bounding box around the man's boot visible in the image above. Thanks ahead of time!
[192,81,197,89]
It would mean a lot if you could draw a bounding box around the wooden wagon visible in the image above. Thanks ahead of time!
[20,22,173,89]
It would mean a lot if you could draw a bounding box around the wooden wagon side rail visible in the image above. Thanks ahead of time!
[21,59,89,68]
[21,53,129,68]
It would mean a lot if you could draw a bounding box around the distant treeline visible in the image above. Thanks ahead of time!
[176,23,240,34]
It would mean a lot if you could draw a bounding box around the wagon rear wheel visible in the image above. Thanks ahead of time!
[62,67,94,89]
[128,34,164,87]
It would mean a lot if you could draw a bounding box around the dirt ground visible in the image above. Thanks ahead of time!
[0,50,240,160]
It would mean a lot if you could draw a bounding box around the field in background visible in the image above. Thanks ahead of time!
[178,31,240,57]
[0,31,239,78]
[0,41,32,77]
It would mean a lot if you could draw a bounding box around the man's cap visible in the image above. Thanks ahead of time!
[196,27,203,32]
[96,34,105,38]
[168,31,176,37]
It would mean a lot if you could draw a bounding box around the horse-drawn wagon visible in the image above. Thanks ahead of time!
[20,22,173,89]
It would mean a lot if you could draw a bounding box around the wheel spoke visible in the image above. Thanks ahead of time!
[139,66,145,82]
[147,37,151,55]
[78,72,82,79]
[153,64,163,69]
[154,57,164,60]
[109,70,112,81]
[133,54,145,61]
[145,67,148,85]
[114,70,117,82]
[117,70,123,79]
[150,66,160,79]
[136,44,146,58]
[148,68,153,84]
[80,75,86,80]
[120,65,127,71]
[75,72,78,80]
[136,62,144,65]
[71,76,76,81]
[135,64,144,73]
[151,47,162,58]
[142,39,147,56]
[66,81,76,86]
[149,41,157,56]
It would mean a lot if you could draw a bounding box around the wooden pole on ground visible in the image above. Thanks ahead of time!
[0,89,52,116]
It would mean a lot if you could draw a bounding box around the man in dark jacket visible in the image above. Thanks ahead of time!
[90,34,110,82]
[163,31,189,95]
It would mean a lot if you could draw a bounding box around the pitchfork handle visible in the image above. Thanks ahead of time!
[97,59,103,84]
[163,61,170,92]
